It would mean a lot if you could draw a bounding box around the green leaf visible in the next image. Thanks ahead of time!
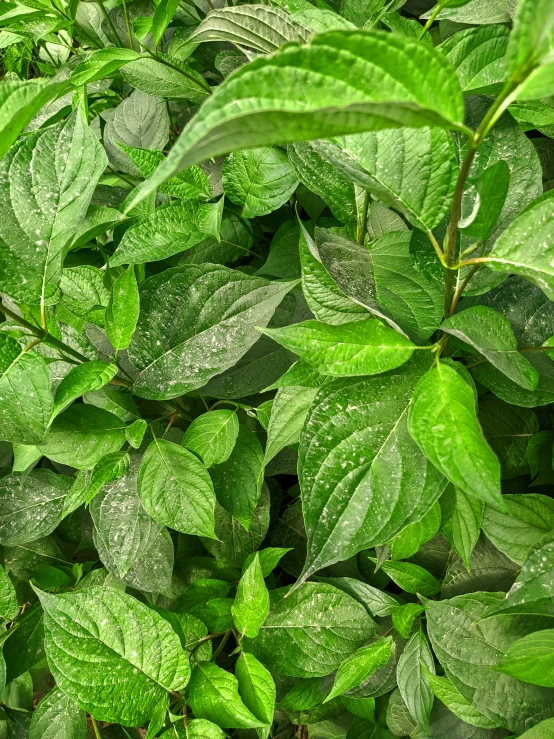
[188,661,264,729]
[370,559,440,596]
[391,603,425,639]
[307,227,443,343]
[505,0,554,76]
[128,265,298,399]
[126,418,147,449]
[244,582,377,677]
[438,24,509,94]
[151,0,180,44]
[188,5,309,52]
[122,57,210,103]
[209,424,264,530]
[314,126,457,231]
[279,677,325,711]
[51,361,117,422]
[241,548,293,578]
[261,319,416,377]
[426,591,554,733]
[0,109,107,304]
[105,266,140,352]
[324,639,392,702]
[517,719,554,738]
[29,687,87,739]
[486,191,554,299]
[118,145,211,201]
[161,719,226,739]
[439,485,484,570]
[263,385,318,465]
[460,160,510,240]
[36,586,190,726]
[124,30,465,210]
[387,503,441,561]
[235,651,276,725]
[299,356,446,580]
[86,451,130,504]
[0,335,52,445]
[0,564,18,623]
[396,629,434,734]
[232,553,270,639]
[425,672,501,729]
[70,48,141,86]
[481,493,554,565]
[408,361,503,509]
[481,532,554,619]
[3,601,44,682]
[222,146,298,218]
[442,306,538,390]
[182,410,239,468]
[138,437,216,538]
[0,471,71,546]
[38,405,127,470]
[0,79,69,160]
[479,395,538,478]
[317,576,399,618]
[495,629,554,688]
[111,201,223,267]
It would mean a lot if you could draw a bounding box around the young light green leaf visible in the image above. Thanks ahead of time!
[182,410,239,468]
[70,48,141,86]
[0,334,52,445]
[442,306,538,390]
[481,532,554,619]
[0,109,107,304]
[495,629,554,688]
[263,385,318,465]
[86,451,130,504]
[188,661,264,729]
[517,719,554,738]
[0,471,71,546]
[222,146,298,218]
[105,266,140,352]
[460,161,510,240]
[244,582,377,678]
[128,265,298,399]
[424,672,501,729]
[36,586,190,726]
[440,485,484,570]
[0,564,18,623]
[235,651,276,725]
[160,720,226,739]
[29,687,87,739]
[324,638,392,702]
[111,201,224,267]
[299,355,446,581]
[151,0,180,44]
[438,24,509,94]
[51,361,118,422]
[124,30,465,211]
[126,418,147,449]
[38,406,127,470]
[317,576,400,618]
[189,5,309,52]
[138,437,216,538]
[387,503,441,561]
[391,603,425,639]
[396,629,435,734]
[241,547,293,577]
[370,559,440,596]
[408,361,503,509]
[61,471,89,520]
[261,319,416,377]
[232,553,270,639]
[486,191,554,299]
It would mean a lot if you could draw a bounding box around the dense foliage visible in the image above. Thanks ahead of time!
[1,0,554,736]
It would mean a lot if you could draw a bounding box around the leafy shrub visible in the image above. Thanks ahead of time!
[1,0,554,736]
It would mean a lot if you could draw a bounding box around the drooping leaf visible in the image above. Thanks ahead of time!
[138,437,217,538]
[0,334,52,445]
[105,266,140,352]
[0,471,71,546]
[124,30,465,210]
[425,672,501,729]
[440,485,484,570]
[182,410,240,468]
[261,319,416,377]
[0,109,107,304]
[128,265,297,399]
[408,361,503,509]
[232,553,270,639]
[396,629,435,734]
[188,661,264,729]
[51,361,117,422]
[36,586,190,726]
[299,355,446,581]
[235,651,276,726]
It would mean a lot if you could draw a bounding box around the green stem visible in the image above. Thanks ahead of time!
[95,0,123,47]
[417,3,442,40]
[91,716,103,739]
[356,190,370,245]
[211,631,231,661]
[121,0,134,49]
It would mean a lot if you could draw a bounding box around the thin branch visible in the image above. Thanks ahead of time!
[417,3,441,40]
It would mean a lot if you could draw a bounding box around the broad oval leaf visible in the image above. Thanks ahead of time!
[299,355,446,580]
[125,30,465,211]
[182,410,239,468]
[495,629,554,688]
[29,687,87,739]
[36,586,190,726]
